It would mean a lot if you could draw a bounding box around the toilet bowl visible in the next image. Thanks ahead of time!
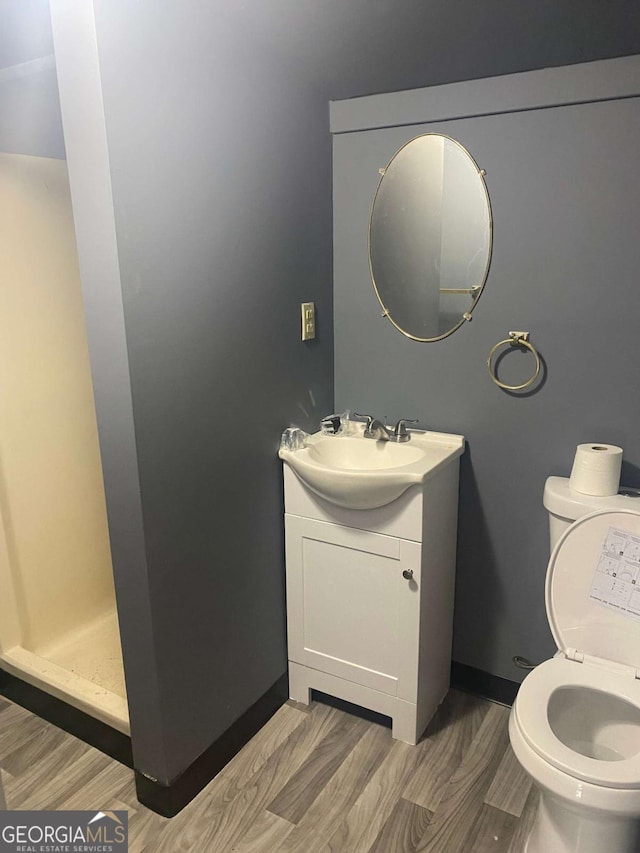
[510,507,640,853]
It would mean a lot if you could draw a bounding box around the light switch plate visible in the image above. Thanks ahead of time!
[301,302,315,341]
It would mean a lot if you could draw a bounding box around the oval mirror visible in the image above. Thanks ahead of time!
[369,133,492,342]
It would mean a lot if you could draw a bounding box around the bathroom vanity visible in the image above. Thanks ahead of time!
[281,427,464,743]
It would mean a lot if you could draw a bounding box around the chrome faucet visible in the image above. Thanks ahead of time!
[355,414,392,441]
[354,413,418,443]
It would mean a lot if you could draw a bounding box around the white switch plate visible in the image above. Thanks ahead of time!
[301,302,315,341]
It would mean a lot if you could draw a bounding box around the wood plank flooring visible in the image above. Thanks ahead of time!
[0,688,536,852]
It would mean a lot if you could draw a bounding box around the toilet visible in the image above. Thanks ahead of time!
[510,476,640,853]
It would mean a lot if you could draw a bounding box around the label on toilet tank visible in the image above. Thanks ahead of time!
[589,527,640,621]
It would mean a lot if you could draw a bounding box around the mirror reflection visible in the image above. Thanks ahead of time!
[369,133,492,342]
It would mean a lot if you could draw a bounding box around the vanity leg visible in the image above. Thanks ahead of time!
[288,661,311,706]
[391,703,420,745]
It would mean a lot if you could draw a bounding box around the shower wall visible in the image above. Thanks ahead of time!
[0,151,115,653]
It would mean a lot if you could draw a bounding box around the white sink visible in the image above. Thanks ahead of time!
[279,425,464,509]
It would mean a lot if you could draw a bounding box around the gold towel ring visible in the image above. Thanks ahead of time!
[487,331,540,391]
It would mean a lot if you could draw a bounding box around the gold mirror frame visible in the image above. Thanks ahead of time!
[368,133,493,342]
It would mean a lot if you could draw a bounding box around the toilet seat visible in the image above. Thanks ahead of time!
[514,655,640,789]
[515,509,640,789]
[545,509,640,675]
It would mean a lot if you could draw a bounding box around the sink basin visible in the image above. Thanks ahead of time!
[279,425,464,509]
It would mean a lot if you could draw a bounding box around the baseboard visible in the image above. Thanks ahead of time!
[134,673,288,818]
[450,660,519,706]
[0,667,133,767]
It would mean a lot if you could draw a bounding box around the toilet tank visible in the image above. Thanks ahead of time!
[544,476,640,551]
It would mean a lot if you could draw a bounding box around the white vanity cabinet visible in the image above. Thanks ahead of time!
[283,457,460,744]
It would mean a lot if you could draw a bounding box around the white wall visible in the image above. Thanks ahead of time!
[0,152,115,652]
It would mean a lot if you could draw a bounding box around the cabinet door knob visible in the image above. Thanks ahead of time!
[402,569,414,580]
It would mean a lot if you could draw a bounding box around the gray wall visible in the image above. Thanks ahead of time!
[50,0,168,779]
[42,0,640,786]
[234,0,640,101]
[333,85,640,682]
[53,0,333,783]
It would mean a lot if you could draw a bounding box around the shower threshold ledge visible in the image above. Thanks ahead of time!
[0,609,129,734]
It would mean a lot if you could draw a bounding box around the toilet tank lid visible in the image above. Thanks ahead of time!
[543,476,640,521]
[546,509,640,671]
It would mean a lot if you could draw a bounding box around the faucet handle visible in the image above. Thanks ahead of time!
[320,414,342,435]
[353,412,374,430]
[393,418,418,440]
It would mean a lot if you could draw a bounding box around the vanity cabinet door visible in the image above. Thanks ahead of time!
[285,515,421,701]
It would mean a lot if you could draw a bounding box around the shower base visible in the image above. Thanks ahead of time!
[0,608,129,733]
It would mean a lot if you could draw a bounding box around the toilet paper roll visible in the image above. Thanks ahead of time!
[569,443,623,496]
